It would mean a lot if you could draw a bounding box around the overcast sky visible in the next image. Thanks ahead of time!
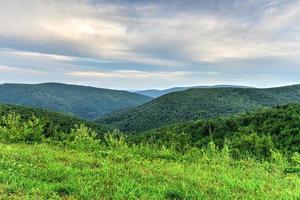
[1,0,300,90]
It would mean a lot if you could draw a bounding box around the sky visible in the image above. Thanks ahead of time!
[1,0,300,90]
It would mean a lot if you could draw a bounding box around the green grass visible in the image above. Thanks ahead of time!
[0,142,299,199]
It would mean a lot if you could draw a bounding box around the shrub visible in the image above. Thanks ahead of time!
[0,113,44,143]
[68,124,100,151]
[104,130,127,149]
[230,128,274,159]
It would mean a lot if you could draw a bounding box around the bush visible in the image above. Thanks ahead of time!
[230,128,274,159]
[0,113,44,143]
[67,124,100,151]
[104,130,127,149]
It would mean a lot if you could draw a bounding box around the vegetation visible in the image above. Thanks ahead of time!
[99,84,300,132]
[1,142,300,199]
[0,108,299,199]
[0,104,108,139]
[1,84,300,199]
[0,83,152,120]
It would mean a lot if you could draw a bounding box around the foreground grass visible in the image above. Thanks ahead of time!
[0,143,299,200]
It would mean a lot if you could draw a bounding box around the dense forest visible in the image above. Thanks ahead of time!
[0,83,152,120]
[99,85,300,132]
[133,103,300,157]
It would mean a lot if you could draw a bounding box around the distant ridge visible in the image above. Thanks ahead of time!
[99,84,300,132]
[135,85,254,98]
[0,83,152,120]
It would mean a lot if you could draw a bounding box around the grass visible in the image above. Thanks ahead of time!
[0,142,299,200]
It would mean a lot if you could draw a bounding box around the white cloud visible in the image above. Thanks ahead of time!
[1,0,300,88]
[0,64,42,74]
[68,70,199,79]
[5,50,76,62]
[2,0,299,66]
[66,69,220,89]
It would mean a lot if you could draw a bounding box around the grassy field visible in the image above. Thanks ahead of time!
[0,141,299,200]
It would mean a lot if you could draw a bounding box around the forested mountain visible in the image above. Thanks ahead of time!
[134,103,300,155]
[99,84,300,132]
[0,104,107,137]
[135,85,253,98]
[0,83,152,120]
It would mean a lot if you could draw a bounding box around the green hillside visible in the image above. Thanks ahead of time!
[0,104,107,138]
[0,83,152,120]
[134,103,300,156]
[99,85,300,132]
[0,108,299,199]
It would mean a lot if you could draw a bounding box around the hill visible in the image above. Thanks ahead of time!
[134,103,300,155]
[0,104,107,137]
[0,109,299,199]
[0,83,152,120]
[99,84,300,132]
[135,85,253,98]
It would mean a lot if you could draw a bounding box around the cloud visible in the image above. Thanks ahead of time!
[0,64,42,74]
[0,0,300,88]
[67,70,212,79]
[2,0,298,66]
[1,49,76,62]
[66,69,220,89]
[0,0,185,66]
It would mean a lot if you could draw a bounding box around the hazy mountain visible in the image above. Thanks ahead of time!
[99,84,300,132]
[0,83,152,120]
[135,85,253,98]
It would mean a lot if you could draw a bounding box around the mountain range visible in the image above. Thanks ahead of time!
[1,82,300,134]
[99,84,300,132]
[0,83,152,120]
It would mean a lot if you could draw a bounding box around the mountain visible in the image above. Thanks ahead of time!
[98,84,300,132]
[0,83,152,120]
[134,103,300,154]
[135,85,253,98]
[0,104,107,137]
